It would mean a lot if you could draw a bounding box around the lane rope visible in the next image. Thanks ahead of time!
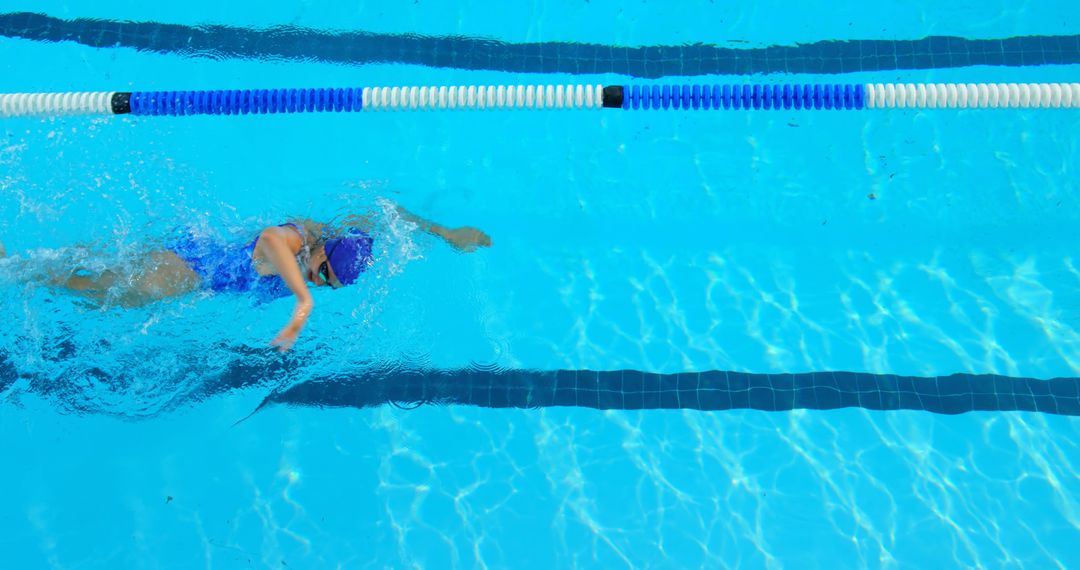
[1,83,1078,117]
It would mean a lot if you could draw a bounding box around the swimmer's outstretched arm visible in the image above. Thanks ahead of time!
[253,225,312,352]
[393,206,493,252]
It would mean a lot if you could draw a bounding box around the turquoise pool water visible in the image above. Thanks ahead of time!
[2,1,1079,567]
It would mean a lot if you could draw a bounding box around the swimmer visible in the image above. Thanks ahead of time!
[0,206,491,351]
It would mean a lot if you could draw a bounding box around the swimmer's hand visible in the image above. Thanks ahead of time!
[271,297,313,352]
[436,226,493,253]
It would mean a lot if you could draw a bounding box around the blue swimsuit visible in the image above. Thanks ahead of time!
[165,223,303,303]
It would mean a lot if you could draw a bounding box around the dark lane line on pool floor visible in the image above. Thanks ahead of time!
[2,12,1079,78]
[2,348,1076,417]
[248,368,1080,417]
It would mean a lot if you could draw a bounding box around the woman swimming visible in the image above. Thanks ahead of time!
[0,206,492,351]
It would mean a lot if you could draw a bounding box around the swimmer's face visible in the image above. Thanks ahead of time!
[306,247,343,289]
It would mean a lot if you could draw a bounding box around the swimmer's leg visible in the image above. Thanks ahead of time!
[2,242,198,305]
[0,244,113,302]
[35,250,200,307]
[118,251,202,306]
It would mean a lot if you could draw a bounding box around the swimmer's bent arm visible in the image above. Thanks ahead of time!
[253,225,312,352]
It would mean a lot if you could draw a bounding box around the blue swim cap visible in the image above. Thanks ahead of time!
[323,231,373,286]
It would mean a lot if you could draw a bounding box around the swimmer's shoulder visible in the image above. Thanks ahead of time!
[283,219,327,245]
